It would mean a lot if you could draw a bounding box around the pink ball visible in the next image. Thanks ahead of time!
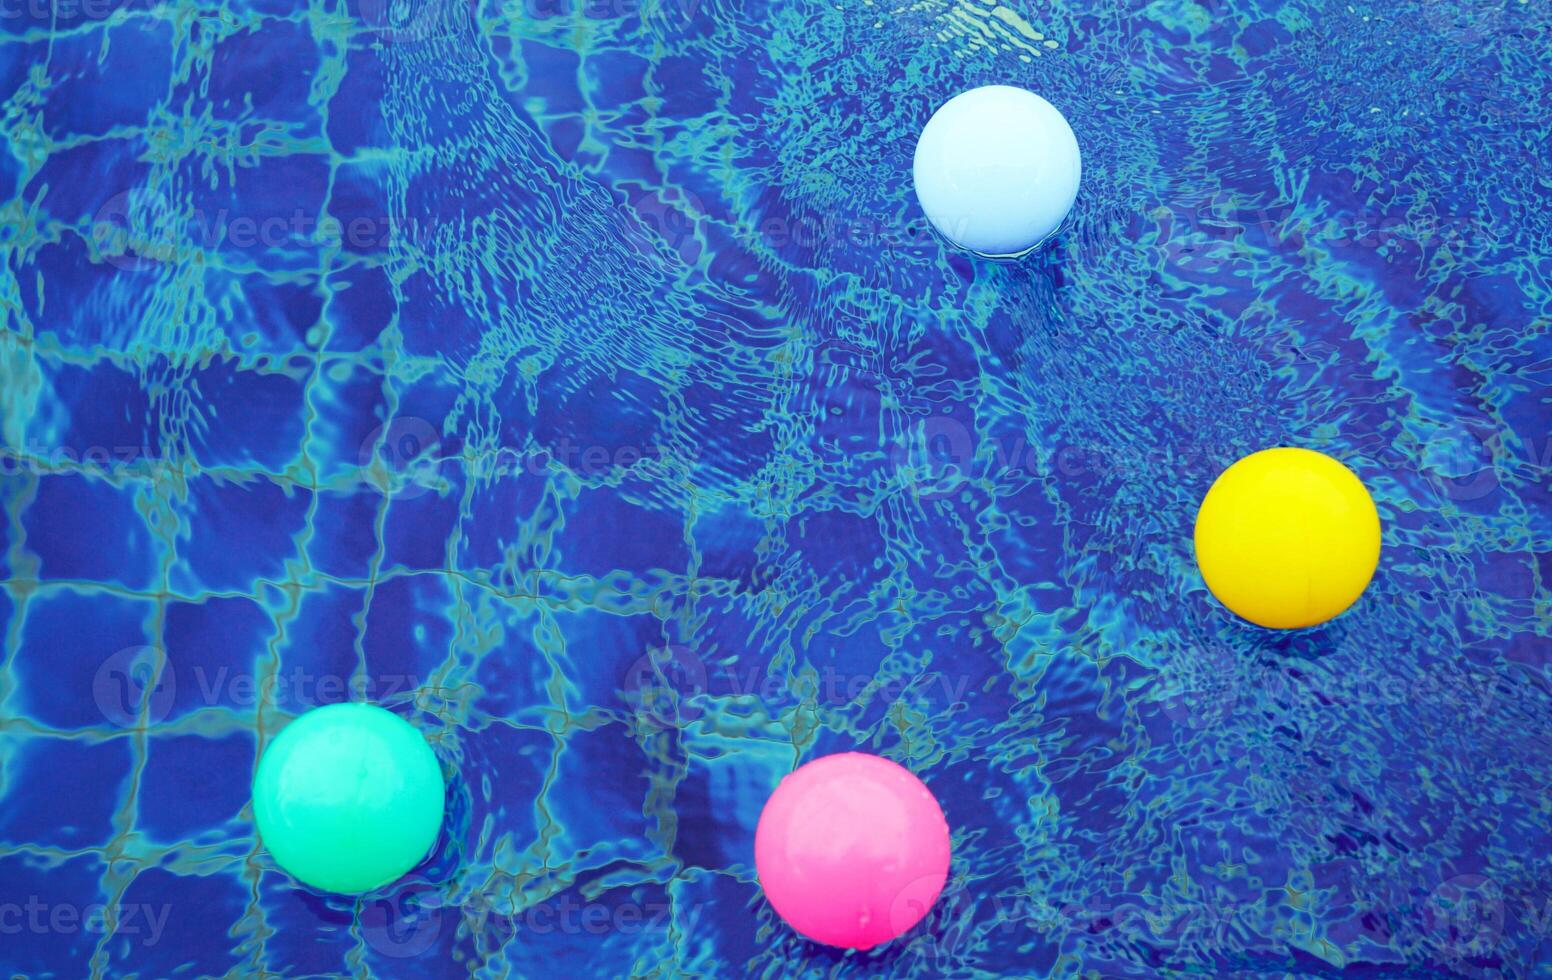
[754,752,951,949]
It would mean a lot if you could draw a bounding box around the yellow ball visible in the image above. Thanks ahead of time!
[1193,447,1381,629]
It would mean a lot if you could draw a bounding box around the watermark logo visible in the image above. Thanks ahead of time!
[884,872,953,957]
[891,415,979,501]
[352,415,693,497]
[356,0,475,45]
[363,879,691,958]
[1417,0,1509,46]
[1155,643,1239,730]
[619,645,974,729]
[0,899,170,947]
[1422,873,1504,962]
[621,644,708,727]
[1422,426,1552,503]
[90,188,174,273]
[619,185,703,266]
[0,0,146,27]
[358,416,445,500]
[92,646,421,728]
[92,645,175,728]
[1152,189,1484,268]
[0,444,176,479]
[362,876,446,958]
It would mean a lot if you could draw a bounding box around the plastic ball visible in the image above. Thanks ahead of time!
[912,85,1082,257]
[252,702,445,894]
[754,752,950,949]
[1194,447,1381,629]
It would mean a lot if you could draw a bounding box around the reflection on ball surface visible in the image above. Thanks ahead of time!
[252,702,445,895]
[912,85,1082,256]
[1194,447,1381,629]
[755,752,951,949]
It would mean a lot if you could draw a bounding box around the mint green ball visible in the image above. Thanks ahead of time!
[252,703,445,895]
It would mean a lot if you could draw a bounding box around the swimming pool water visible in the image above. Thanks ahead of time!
[1,0,1550,975]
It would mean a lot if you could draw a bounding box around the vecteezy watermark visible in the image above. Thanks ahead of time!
[0,0,150,23]
[1422,873,1506,963]
[1406,872,1552,973]
[0,898,170,948]
[0,444,177,479]
[361,878,698,958]
[357,416,445,500]
[92,645,420,728]
[894,881,1248,966]
[90,173,941,282]
[617,184,703,267]
[619,644,973,728]
[355,0,708,48]
[1153,642,1240,730]
[1151,190,1493,267]
[888,419,1552,506]
[889,418,1229,502]
[92,645,175,729]
[493,0,707,26]
[1418,426,1552,504]
[355,0,476,45]
[890,415,981,501]
[89,191,460,272]
[1416,0,1512,46]
[355,416,692,499]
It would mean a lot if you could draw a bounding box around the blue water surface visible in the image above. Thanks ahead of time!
[2,0,1551,976]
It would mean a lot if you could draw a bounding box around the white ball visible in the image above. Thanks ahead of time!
[912,85,1082,257]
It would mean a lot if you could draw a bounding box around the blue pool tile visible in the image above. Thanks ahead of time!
[31,136,151,225]
[163,595,272,720]
[361,573,455,688]
[380,482,461,572]
[0,852,108,976]
[669,751,767,873]
[515,41,583,114]
[452,466,550,580]
[326,159,394,258]
[456,721,554,861]
[0,734,132,850]
[107,868,250,978]
[202,268,326,355]
[461,599,558,722]
[324,47,387,156]
[23,473,158,589]
[271,582,370,710]
[542,723,658,868]
[306,361,390,486]
[548,606,676,722]
[20,237,132,348]
[14,588,156,730]
[206,18,320,123]
[394,271,489,361]
[320,263,395,351]
[556,488,688,580]
[252,875,353,976]
[138,732,255,843]
[305,487,384,581]
[34,357,158,467]
[41,19,174,138]
[168,476,307,595]
[182,356,309,471]
[0,507,11,580]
